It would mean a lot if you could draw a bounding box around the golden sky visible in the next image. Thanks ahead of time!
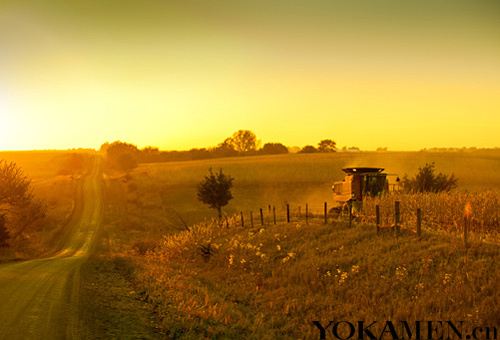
[1,0,499,151]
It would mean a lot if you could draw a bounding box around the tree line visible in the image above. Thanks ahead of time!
[101,130,342,172]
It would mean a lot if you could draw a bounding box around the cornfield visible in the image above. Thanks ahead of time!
[360,190,500,235]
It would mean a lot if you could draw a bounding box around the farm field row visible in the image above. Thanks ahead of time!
[125,151,500,226]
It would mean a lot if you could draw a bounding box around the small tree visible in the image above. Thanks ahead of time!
[197,168,234,218]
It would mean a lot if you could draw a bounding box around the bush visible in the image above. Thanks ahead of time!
[403,162,458,193]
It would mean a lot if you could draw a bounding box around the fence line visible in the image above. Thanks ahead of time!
[235,201,472,247]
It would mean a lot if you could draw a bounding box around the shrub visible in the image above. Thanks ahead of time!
[402,162,458,193]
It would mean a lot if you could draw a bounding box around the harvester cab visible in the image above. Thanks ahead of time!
[332,167,389,213]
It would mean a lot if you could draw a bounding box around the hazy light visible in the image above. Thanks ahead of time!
[1,0,499,151]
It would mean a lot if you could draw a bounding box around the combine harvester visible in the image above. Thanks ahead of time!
[332,167,399,214]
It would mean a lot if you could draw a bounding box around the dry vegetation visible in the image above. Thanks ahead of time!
[133,219,500,338]
[361,192,500,239]
[101,151,500,338]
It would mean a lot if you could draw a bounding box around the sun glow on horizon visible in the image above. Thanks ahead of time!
[1,0,499,152]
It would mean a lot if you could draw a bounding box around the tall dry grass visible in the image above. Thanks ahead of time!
[131,218,500,338]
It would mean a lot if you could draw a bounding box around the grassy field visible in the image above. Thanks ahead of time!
[101,151,500,338]
[125,151,500,224]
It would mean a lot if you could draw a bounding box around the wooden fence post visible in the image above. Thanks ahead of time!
[287,204,290,223]
[273,205,276,225]
[250,211,254,228]
[376,205,380,233]
[395,201,401,236]
[260,208,264,226]
[240,212,244,228]
[324,202,327,224]
[417,208,422,237]
[306,203,308,225]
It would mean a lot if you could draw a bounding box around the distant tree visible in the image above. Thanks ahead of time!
[260,143,289,155]
[139,146,160,163]
[197,168,234,219]
[376,147,388,152]
[188,148,212,160]
[299,145,317,153]
[402,162,458,193]
[231,130,258,154]
[212,137,238,158]
[0,214,10,247]
[317,139,337,153]
[105,141,139,173]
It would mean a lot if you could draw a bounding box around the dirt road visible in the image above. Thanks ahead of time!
[0,157,103,339]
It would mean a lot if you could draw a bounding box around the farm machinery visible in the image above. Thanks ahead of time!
[332,167,398,214]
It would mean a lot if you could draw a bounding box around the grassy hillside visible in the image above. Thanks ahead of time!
[132,219,500,339]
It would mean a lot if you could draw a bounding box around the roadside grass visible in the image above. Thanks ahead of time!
[132,218,500,339]
[77,255,164,339]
